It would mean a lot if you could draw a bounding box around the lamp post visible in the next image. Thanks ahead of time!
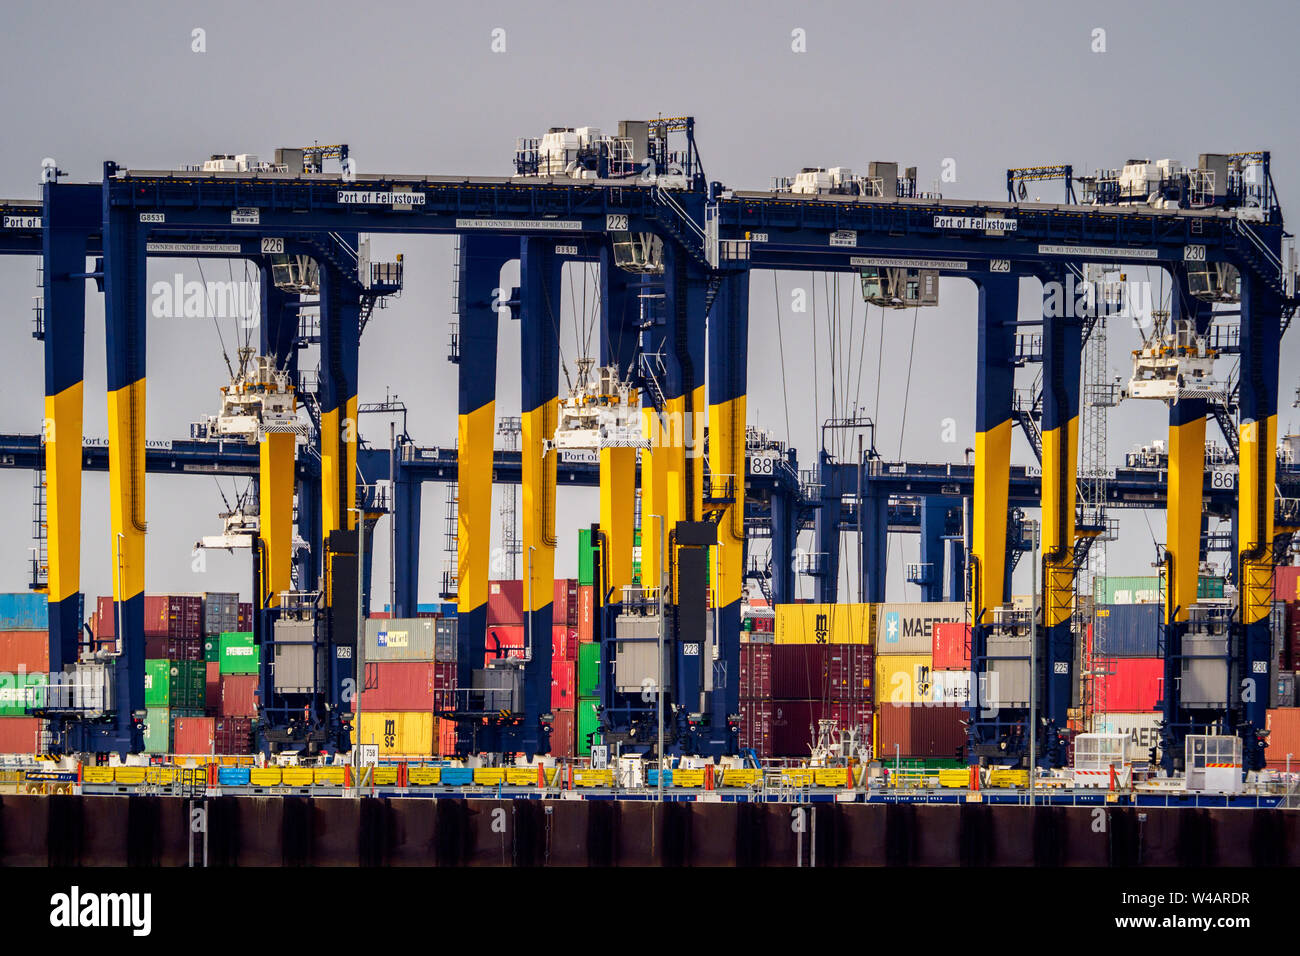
[348,505,365,765]
[652,513,665,802]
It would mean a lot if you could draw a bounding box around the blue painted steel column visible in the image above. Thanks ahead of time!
[519,236,561,756]
[42,183,97,677]
[599,242,639,598]
[769,475,796,605]
[392,465,421,618]
[318,252,361,546]
[860,469,888,603]
[814,451,841,603]
[918,497,946,603]
[944,535,966,603]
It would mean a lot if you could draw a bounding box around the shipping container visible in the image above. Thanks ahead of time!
[774,603,875,645]
[1266,708,1300,767]
[484,624,525,664]
[0,717,43,753]
[1273,670,1296,709]
[356,711,433,756]
[219,674,259,717]
[578,529,596,586]
[577,642,601,698]
[434,618,457,662]
[364,617,436,662]
[771,644,830,698]
[1092,711,1163,761]
[552,625,578,662]
[0,593,50,631]
[218,632,259,674]
[553,578,579,627]
[173,716,215,755]
[552,660,576,710]
[876,602,968,655]
[144,659,170,708]
[1277,566,1300,603]
[0,672,47,716]
[1093,657,1163,712]
[202,592,240,636]
[550,708,575,758]
[433,661,456,710]
[1092,604,1162,657]
[169,661,207,712]
[877,704,967,760]
[739,643,773,699]
[142,707,170,754]
[487,580,525,625]
[875,654,935,705]
[826,645,874,700]
[237,602,253,631]
[577,585,595,641]
[214,716,254,754]
[436,716,457,757]
[933,622,972,671]
[205,661,221,713]
[147,636,201,661]
[930,670,973,705]
[0,630,50,674]
[739,697,772,757]
[203,636,220,664]
[577,698,600,756]
[770,700,820,757]
[357,661,437,712]
[1095,575,1224,605]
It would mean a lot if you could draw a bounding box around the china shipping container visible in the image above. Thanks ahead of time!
[487,580,525,625]
[577,585,594,641]
[0,717,43,753]
[0,630,50,673]
[774,603,875,645]
[877,704,967,759]
[219,674,259,718]
[553,578,579,627]
[739,643,773,699]
[1265,708,1300,767]
[0,593,52,631]
[1092,604,1162,657]
[173,716,215,755]
[1093,657,1163,712]
[550,708,575,758]
[357,661,437,712]
[355,711,433,756]
[876,602,968,655]
[932,622,972,671]
[552,660,576,710]
[739,697,772,757]
[214,716,254,754]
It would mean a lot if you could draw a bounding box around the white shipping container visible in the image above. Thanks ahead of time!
[1093,711,1162,761]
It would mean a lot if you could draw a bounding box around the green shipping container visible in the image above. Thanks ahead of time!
[219,632,259,674]
[169,661,207,711]
[1094,575,1225,605]
[0,672,47,716]
[578,529,596,587]
[577,698,601,757]
[144,660,170,708]
[143,707,170,754]
[203,637,220,663]
[577,642,601,698]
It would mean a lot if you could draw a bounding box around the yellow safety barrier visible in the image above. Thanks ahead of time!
[504,767,548,786]
[281,767,314,787]
[83,767,115,784]
[572,769,612,787]
[371,767,399,786]
[672,769,705,788]
[989,768,1028,788]
[314,767,345,786]
[780,769,815,788]
[721,769,762,787]
[408,767,442,786]
[938,768,970,789]
[814,768,848,788]
[249,767,282,786]
[474,768,507,786]
[113,767,148,785]
[145,767,177,786]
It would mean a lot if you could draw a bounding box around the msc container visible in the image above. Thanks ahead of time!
[554,578,579,627]
[552,660,576,710]
[1265,708,1300,767]
[578,585,595,641]
[173,716,215,755]
[487,580,525,625]
[739,643,773,699]
[0,630,50,673]
[0,593,50,630]
[357,661,437,711]
[1094,657,1163,712]
[1092,604,1162,657]
[144,659,170,708]
[933,622,972,670]
[219,674,259,717]
[0,673,47,715]
[774,603,875,645]
[434,618,457,662]
[214,716,254,754]
[1092,711,1163,761]
[576,698,600,756]
[356,711,433,756]
[876,602,968,655]
[0,717,43,753]
[577,642,601,698]
[202,592,239,636]
[142,707,170,754]
[739,697,773,757]
[364,617,436,662]
[218,632,259,674]
[550,708,575,758]
[771,644,830,698]
[877,704,967,760]
[875,654,934,705]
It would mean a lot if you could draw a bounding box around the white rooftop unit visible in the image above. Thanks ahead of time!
[1184,734,1243,793]
[1071,732,1132,788]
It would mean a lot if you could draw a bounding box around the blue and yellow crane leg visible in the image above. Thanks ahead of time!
[598,243,639,599]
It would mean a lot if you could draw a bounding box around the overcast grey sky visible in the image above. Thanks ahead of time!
[0,0,1297,607]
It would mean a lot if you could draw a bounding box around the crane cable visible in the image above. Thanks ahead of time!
[196,258,236,380]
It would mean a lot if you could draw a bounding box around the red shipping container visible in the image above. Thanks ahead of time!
[1275,566,1300,603]
[828,700,874,731]
[826,645,873,700]
[1094,657,1164,712]
[237,602,252,631]
[739,698,772,758]
[753,617,774,633]
[205,661,221,712]
[487,580,525,625]
[357,661,437,711]
[220,674,259,718]
[771,700,822,757]
[1266,708,1300,767]
[933,622,972,671]
[550,709,575,758]
[369,611,392,620]
[433,661,456,710]
[484,624,525,665]
[214,716,253,754]
[437,717,458,757]
[99,595,203,639]
[173,716,215,755]
[551,660,576,710]
[739,643,773,698]
[878,704,967,759]
[0,717,43,753]
[771,644,831,699]
[577,585,594,642]
[552,626,578,661]
[0,631,50,673]
[553,578,579,627]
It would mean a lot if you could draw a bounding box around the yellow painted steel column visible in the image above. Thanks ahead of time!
[641,407,668,590]
[1166,414,1206,622]
[1239,413,1277,624]
[1041,417,1078,628]
[457,401,496,617]
[973,418,1013,622]
[107,378,147,606]
[708,394,746,610]
[259,430,296,607]
[599,446,637,596]
[521,397,559,614]
[44,383,83,605]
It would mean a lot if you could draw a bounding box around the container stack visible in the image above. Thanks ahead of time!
[551,578,579,756]
[1265,565,1300,765]
[357,617,452,756]
[1088,604,1163,752]
[738,643,772,756]
[577,640,600,756]
[872,602,968,760]
[0,593,51,752]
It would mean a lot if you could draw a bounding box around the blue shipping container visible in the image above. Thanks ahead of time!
[0,593,52,631]
[1093,603,1162,657]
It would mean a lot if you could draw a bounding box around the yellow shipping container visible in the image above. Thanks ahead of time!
[774,603,876,645]
[875,654,935,705]
[355,711,434,757]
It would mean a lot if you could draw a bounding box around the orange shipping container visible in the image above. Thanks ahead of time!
[550,708,575,758]
[578,586,594,642]
[174,716,216,755]
[0,631,50,674]
[436,717,457,757]
[1266,708,1300,768]
[0,717,43,753]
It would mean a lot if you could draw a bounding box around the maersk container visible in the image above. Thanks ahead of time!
[876,602,968,655]
[1092,711,1162,760]
[1092,604,1162,657]
[0,593,51,631]
[142,707,170,754]
[364,617,436,662]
